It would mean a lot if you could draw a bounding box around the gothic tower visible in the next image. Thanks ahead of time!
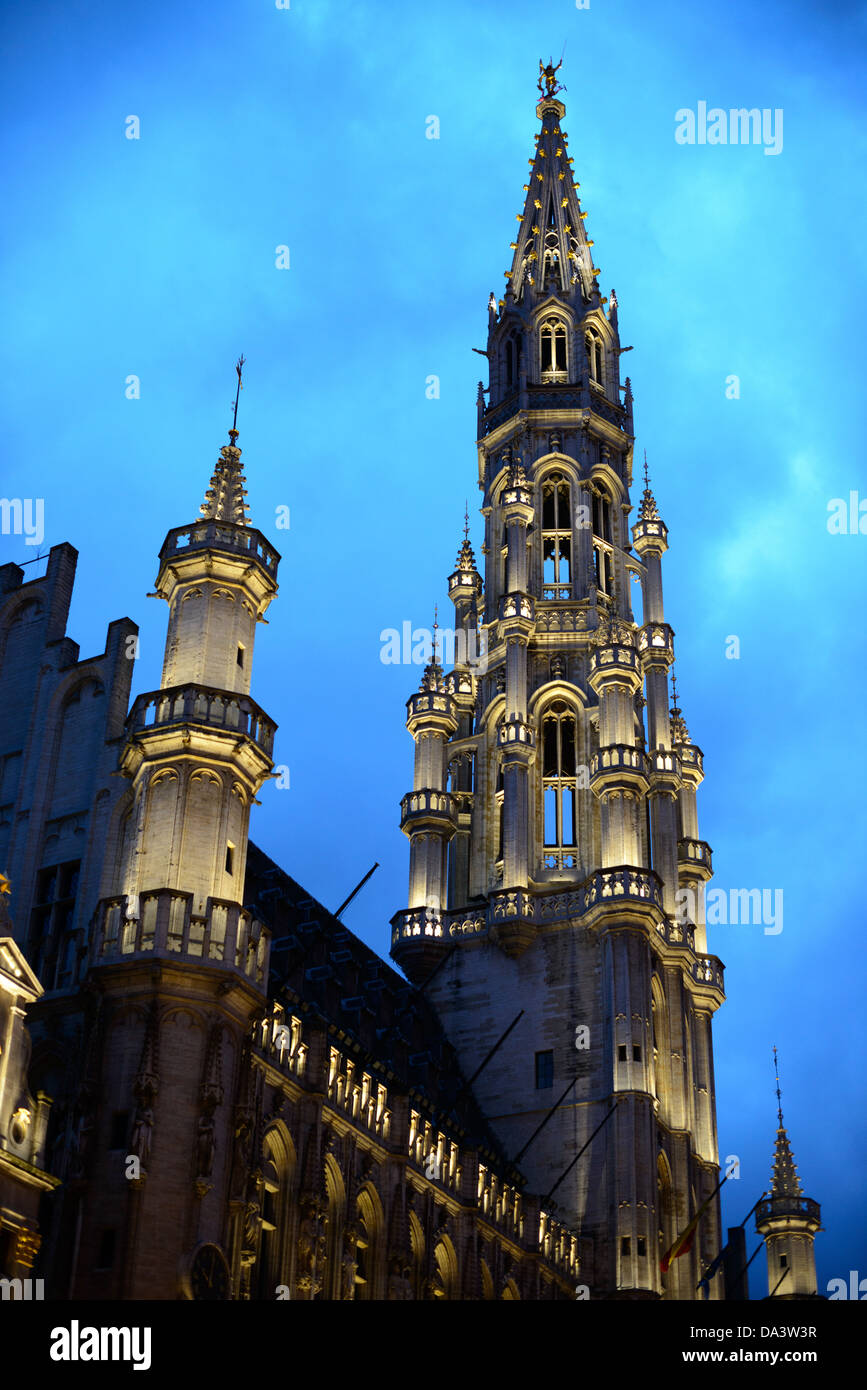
[64,397,280,1298]
[392,66,726,1298]
[755,1054,822,1298]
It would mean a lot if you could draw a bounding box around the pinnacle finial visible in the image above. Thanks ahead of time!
[200,358,251,526]
[773,1044,784,1128]
[229,353,245,444]
[643,448,650,490]
[537,56,565,100]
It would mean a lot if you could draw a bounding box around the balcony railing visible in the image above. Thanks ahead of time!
[161,520,279,575]
[400,789,458,832]
[93,891,269,987]
[756,1195,821,1227]
[678,838,713,873]
[128,684,276,759]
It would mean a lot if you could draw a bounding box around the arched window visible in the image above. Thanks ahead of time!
[591,491,612,543]
[541,702,578,869]
[593,544,613,596]
[586,329,604,388]
[494,734,504,866]
[541,473,572,600]
[504,340,514,387]
[539,318,568,383]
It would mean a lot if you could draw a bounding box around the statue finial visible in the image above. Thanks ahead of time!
[537,56,565,100]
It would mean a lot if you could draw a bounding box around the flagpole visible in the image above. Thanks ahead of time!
[541,1100,620,1205]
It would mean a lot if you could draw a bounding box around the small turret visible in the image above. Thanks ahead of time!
[755,1049,822,1298]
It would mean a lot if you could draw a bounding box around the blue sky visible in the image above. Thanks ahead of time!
[2,0,866,1295]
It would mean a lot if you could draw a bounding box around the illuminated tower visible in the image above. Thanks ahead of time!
[391,64,725,1298]
[70,368,280,1298]
[755,1051,822,1298]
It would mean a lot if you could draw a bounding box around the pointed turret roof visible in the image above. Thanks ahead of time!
[670,674,692,746]
[768,1044,803,1198]
[770,1125,804,1199]
[638,450,661,523]
[455,505,478,574]
[200,439,251,526]
[200,356,251,526]
[419,606,445,692]
[504,69,599,304]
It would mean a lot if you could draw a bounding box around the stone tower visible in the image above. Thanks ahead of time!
[755,1056,822,1298]
[391,67,726,1299]
[66,405,280,1297]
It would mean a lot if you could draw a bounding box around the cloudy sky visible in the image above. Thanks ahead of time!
[3,0,865,1294]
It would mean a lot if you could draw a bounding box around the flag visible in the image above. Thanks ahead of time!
[660,1188,718,1274]
[697,1242,729,1297]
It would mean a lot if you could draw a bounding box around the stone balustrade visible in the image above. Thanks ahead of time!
[128,684,276,759]
[92,890,269,988]
[161,520,279,575]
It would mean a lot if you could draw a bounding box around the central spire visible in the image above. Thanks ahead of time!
[505,62,599,304]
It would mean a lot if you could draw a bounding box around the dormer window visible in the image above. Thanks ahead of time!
[540,318,568,383]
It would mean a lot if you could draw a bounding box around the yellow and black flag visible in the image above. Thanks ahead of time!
[660,1173,728,1275]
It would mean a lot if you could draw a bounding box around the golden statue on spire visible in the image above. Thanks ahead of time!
[538,57,564,99]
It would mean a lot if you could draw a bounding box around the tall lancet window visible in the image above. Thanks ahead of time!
[494,742,505,868]
[541,702,578,869]
[592,488,614,597]
[586,329,605,389]
[541,474,572,600]
[539,318,568,383]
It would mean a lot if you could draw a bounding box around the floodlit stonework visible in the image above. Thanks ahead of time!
[0,69,821,1302]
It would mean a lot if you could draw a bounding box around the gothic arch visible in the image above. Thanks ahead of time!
[255,1123,297,1297]
[354,1181,386,1300]
[322,1152,346,1300]
[480,1257,495,1300]
[431,1234,459,1299]
[657,1150,674,1298]
[408,1207,426,1300]
[651,974,670,1111]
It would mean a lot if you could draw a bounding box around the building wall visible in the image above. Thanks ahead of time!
[0,544,137,988]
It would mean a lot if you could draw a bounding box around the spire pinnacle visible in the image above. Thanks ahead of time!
[638,450,661,523]
[505,62,596,302]
[769,1046,803,1199]
[200,358,251,527]
[229,353,245,443]
[420,603,445,692]
[669,669,692,745]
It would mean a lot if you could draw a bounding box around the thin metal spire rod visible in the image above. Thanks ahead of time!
[230,354,246,436]
[773,1043,784,1126]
